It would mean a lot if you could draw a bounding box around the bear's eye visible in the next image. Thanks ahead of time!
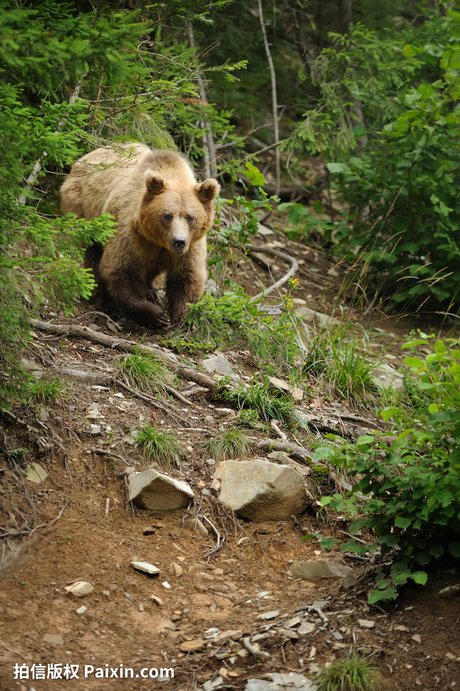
[185,214,194,224]
[162,212,173,222]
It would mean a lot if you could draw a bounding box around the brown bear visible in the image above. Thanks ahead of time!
[60,143,220,328]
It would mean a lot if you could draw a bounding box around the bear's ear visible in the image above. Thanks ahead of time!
[196,178,220,204]
[144,172,166,200]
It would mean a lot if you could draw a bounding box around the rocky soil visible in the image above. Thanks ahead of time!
[1,233,459,691]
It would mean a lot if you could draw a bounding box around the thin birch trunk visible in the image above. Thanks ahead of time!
[257,0,280,195]
[188,24,217,179]
[18,76,86,205]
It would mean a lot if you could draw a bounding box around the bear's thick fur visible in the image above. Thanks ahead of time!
[60,143,220,328]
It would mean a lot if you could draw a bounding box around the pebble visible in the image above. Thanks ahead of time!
[131,561,160,576]
[257,610,280,621]
[179,638,206,652]
[358,619,375,629]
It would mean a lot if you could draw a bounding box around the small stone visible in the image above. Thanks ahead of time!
[214,629,243,643]
[43,634,64,646]
[162,581,172,590]
[88,424,102,435]
[150,595,164,607]
[412,634,422,644]
[25,463,48,484]
[86,403,104,419]
[128,469,194,512]
[64,580,94,597]
[358,619,375,629]
[179,638,206,652]
[38,406,50,422]
[131,561,160,576]
[102,590,110,597]
[268,376,304,402]
[289,559,352,582]
[285,616,302,628]
[298,621,316,635]
[257,610,280,621]
[394,624,409,632]
[75,605,87,615]
[201,353,234,376]
[172,562,183,577]
[439,584,460,598]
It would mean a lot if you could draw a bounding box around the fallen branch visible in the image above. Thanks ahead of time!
[246,246,299,300]
[30,319,216,392]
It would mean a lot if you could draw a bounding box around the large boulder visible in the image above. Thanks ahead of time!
[128,469,194,511]
[214,459,308,522]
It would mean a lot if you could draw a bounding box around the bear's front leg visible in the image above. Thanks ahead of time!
[166,245,207,325]
[106,269,169,330]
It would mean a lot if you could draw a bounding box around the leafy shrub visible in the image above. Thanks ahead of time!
[289,13,460,309]
[317,336,460,603]
[218,378,298,428]
[179,282,306,379]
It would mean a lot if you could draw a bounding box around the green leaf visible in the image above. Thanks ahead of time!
[448,542,460,558]
[411,571,428,586]
[326,162,348,174]
[244,162,265,187]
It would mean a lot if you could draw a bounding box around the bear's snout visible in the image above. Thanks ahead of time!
[172,236,187,254]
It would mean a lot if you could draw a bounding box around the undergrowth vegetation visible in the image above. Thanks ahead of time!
[117,350,175,395]
[134,425,182,466]
[206,427,251,461]
[316,654,378,691]
[315,335,460,603]
[288,11,460,309]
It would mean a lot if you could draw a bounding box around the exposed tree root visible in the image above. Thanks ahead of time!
[246,245,299,300]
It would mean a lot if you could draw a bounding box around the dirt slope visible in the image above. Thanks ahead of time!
[1,236,459,691]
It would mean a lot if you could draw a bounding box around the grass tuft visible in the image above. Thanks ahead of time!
[304,325,377,404]
[206,427,251,461]
[317,654,378,691]
[25,378,64,404]
[117,349,174,394]
[134,425,182,465]
[218,378,296,427]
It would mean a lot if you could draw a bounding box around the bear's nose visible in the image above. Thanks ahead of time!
[173,238,186,251]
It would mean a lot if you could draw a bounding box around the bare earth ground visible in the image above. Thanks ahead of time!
[1,235,459,691]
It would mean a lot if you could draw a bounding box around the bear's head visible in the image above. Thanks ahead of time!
[138,172,220,255]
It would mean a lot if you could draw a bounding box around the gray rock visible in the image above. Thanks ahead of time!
[128,469,194,512]
[289,559,353,582]
[268,376,304,402]
[371,363,404,391]
[201,353,234,376]
[131,561,160,576]
[245,672,318,690]
[294,306,341,327]
[215,459,308,522]
[25,463,48,484]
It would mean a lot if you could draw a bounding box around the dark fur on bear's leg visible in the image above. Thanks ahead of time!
[106,270,169,330]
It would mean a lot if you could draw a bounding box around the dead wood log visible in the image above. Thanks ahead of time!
[30,319,216,392]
